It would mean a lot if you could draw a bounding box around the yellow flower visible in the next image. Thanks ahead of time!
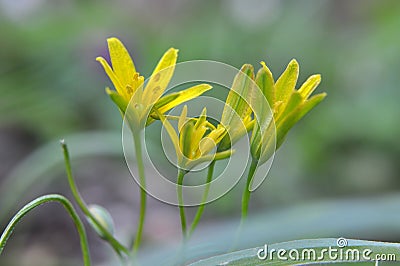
[218,64,255,151]
[251,59,327,164]
[96,37,211,128]
[157,106,233,170]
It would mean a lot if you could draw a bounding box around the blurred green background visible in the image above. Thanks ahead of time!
[1,0,399,265]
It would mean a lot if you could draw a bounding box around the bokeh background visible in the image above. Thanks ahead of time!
[1,0,399,265]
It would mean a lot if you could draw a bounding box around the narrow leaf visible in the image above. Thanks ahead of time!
[189,238,400,265]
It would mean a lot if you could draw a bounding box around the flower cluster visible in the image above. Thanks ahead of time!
[0,37,328,266]
[96,37,326,244]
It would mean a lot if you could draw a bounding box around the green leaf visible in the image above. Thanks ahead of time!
[189,238,400,265]
[0,194,91,266]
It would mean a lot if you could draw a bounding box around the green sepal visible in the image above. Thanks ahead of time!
[255,61,275,109]
[106,87,128,114]
[276,91,303,123]
[276,93,326,148]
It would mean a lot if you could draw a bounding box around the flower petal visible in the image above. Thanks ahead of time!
[275,59,299,104]
[155,109,180,156]
[298,74,321,99]
[178,105,188,132]
[156,84,212,114]
[107,37,136,88]
[96,57,126,98]
[214,149,234,161]
[143,48,178,106]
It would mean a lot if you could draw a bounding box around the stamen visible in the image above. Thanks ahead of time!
[153,86,161,94]
[126,85,133,94]
[153,73,160,82]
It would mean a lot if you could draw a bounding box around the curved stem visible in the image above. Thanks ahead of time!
[188,160,215,237]
[132,133,147,254]
[177,169,187,239]
[0,194,91,266]
[241,159,258,223]
[61,141,129,256]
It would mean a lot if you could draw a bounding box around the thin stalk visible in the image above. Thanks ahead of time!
[188,160,215,237]
[177,169,187,239]
[61,141,129,256]
[241,159,258,223]
[0,194,91,266]
[132,133,146,254]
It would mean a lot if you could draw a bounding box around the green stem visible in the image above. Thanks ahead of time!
[188,160,215,237]
[241,159,258,223]
[177,169,187,239]
[132,133,146,254]
[0,194,91,266]
[61,141,129,256]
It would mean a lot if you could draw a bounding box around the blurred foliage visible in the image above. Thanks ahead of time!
[0,0,400,265]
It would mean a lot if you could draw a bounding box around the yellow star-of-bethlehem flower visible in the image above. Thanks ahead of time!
[157,106,233,170]
[96,37,212,128]
[251,59,327,164]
